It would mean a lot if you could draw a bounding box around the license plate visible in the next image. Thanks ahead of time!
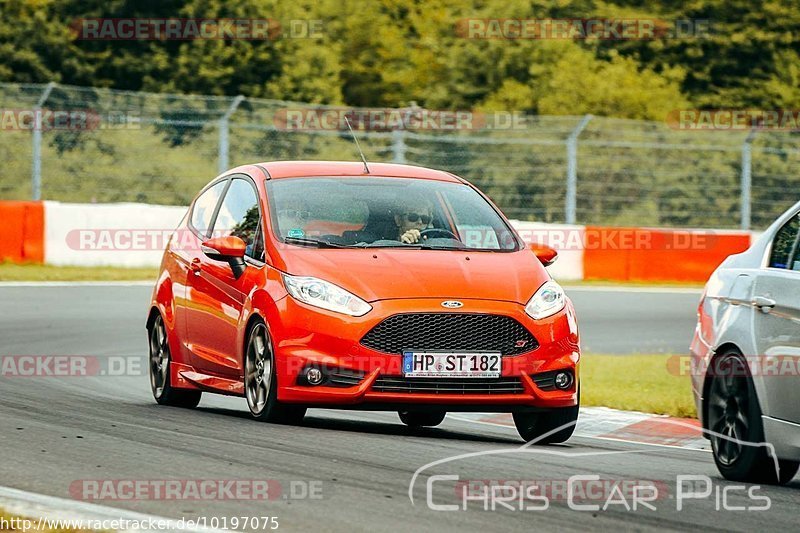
[402,352,501,378]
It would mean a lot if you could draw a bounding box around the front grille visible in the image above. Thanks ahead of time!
[360,313,537,356]
[372,376,525,395]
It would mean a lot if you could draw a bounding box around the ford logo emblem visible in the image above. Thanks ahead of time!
[441,301,463,309]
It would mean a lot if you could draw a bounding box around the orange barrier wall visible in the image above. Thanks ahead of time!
[583,226,751,282]
[0,201,44,263]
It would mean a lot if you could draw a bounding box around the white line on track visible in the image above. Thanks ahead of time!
[0,281,153,287]
[0,485,222,532]
[562,285,703,294]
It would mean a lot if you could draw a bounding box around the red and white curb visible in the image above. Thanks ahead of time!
[452,407,709,451]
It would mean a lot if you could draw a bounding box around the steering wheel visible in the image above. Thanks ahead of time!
[419,228,460,241]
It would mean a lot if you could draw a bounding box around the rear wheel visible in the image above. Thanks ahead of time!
[513,404,579,444]
[148,313,202,408]
[707,352,799,485]
[398,410,446,428]
[244,321,306,424]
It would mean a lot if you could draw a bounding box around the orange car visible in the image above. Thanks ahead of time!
[147,161,580,443]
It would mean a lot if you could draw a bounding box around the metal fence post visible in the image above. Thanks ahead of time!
[740,129,756,230]
[391,129,407,164]
[565,114,592,224]
[31,82,56,200]
[218,95,244,174]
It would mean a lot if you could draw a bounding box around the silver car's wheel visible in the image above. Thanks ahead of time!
[706,352,799,484]
[245,323,272,416]
[708,355,749,466]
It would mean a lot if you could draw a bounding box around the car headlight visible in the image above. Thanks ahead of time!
[525,280,566,320]
[282,274,372,317]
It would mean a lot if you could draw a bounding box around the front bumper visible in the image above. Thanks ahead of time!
[267,296,580,410]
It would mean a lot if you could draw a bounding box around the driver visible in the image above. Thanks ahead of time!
[393,193,434,244]
[276,196,311,238]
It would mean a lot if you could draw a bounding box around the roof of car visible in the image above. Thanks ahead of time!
[253,161,463,183]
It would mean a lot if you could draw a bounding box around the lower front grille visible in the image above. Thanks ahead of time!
[372,376,524,395]
[531,370,558,391]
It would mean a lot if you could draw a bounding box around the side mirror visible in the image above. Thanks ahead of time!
[202,236,247,279]
[530,243,558,267]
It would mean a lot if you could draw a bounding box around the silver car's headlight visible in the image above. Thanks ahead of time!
[282,274,372,317]
[524,280,566,320]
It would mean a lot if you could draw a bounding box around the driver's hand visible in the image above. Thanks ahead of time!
[401,229,421,244]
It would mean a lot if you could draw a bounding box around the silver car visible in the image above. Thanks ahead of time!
[691,201,800,485]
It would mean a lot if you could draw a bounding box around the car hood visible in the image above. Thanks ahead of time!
[276,248,547,304]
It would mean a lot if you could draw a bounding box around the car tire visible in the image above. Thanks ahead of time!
[513,387,579,444]
[149,313,202,408]
[706,351,800,485]
[398,410,446,428]
[245,320,306,425]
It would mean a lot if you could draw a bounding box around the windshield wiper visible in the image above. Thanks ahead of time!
[284,236,361,249]
[419,243,466,250]
[364,242,466,250]
[364,242,409,248]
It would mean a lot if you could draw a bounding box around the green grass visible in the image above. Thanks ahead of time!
[0,262,158,282]
[0,507,98,532]
[582,354,696,418]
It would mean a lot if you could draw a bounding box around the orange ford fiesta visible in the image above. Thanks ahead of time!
[147,161,580,442]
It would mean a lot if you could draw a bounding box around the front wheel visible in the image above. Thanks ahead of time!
[706,352,799,485]
[513,404,579,444]
[399,410,446,428]
[148,313,202,408]
[244,321,306,424]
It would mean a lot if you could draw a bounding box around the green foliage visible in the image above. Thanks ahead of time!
[2,0,797,116]
[1,0,799,228]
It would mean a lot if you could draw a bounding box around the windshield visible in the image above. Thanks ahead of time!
[266,177,519,251]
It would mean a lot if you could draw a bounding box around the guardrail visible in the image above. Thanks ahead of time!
[0,201,752,282]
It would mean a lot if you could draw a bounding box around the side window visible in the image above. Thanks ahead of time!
[191,180,227,236]
[212,178,263,260]
[768,214,800,269]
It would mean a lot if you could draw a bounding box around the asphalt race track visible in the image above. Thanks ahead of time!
[0,284,702,357]
[1,284,796,532]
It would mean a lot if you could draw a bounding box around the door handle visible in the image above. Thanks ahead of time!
[190,258,202,276]
[752,295,776,313]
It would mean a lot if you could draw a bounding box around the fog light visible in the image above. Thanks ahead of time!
[306,368,324,386]
[554,371,573,390]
